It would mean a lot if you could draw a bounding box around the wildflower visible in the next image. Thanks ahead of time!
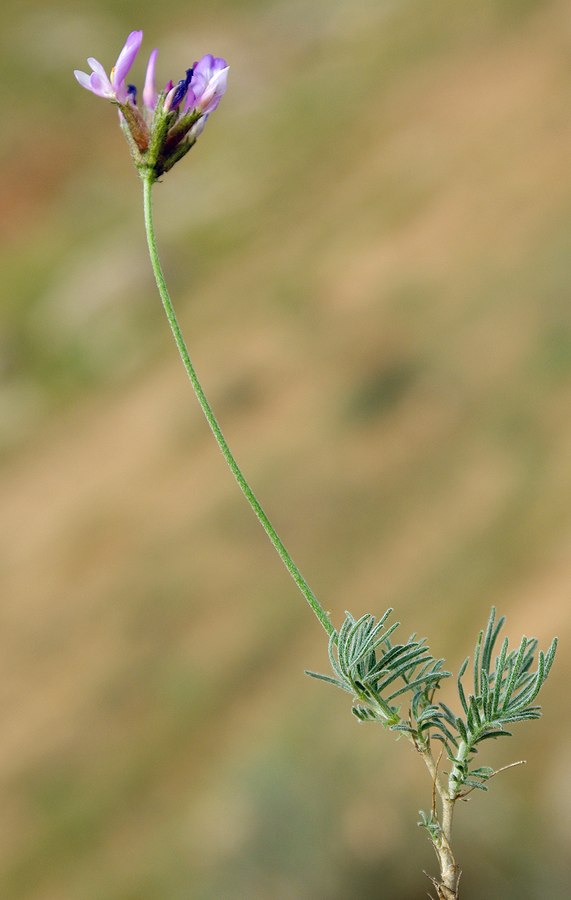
[185,55,229,115]
[74,30,228,181]
[74,30,143,103]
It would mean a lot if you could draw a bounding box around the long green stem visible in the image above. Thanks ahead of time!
[142,175,335,638]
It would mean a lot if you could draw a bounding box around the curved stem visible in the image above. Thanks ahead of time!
[142,175,335,638]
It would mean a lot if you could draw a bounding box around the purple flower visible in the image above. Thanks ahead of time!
[74,31,229,180]
[74,30,143,104]
[184,54,229,115]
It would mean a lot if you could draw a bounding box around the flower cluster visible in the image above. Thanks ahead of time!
[74,30,228,180]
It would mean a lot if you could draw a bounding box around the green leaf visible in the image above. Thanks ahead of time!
[307,609,451,734]
[304,670,349,691]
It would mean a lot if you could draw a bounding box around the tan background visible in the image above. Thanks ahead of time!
[1,0,570,897]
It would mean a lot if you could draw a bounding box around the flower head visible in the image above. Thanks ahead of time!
[74,31,228,181]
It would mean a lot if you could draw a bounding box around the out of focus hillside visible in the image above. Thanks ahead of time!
[1,0,571,897]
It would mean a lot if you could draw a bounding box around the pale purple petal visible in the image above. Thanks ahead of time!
[193,54,214,78]
[183,86,197,113]
[87,57,108,81]
[163,83,178,112]
[187,68,208,110]
[88,72,112,97]
[185,67,205,109]
[193,54,227,79]
[197,66,229,114]
[84,57,114,97]
[74,70,93,91]
[188,114,208,141]
[143,48,158,110]
[111,30,143,95]
[188,72,207,98]
[74,68,113,98]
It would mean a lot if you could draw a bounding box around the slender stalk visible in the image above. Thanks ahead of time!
[419,746,461,899]
[142,175,335,638]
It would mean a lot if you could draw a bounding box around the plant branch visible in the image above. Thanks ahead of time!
[418,746,460,898]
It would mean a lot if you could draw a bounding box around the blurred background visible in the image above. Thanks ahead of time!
[1,0,571,897]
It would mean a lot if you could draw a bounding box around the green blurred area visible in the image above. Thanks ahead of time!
[1,0,571,897]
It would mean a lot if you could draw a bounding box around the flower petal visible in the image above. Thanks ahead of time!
[87,57,108,80]
[189,114,208,141]
[74,68,113,98]
[188,71,207,99]
[74,69,93,91]
[183,86,197,113]
[197,65,229,114]
[193,54,214,78]
[112,30,143,93]
[88,71,112,98]
[83,57,114,97]
[143,48,158,110]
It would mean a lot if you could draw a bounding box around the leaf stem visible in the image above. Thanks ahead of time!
[142,175,335,638]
